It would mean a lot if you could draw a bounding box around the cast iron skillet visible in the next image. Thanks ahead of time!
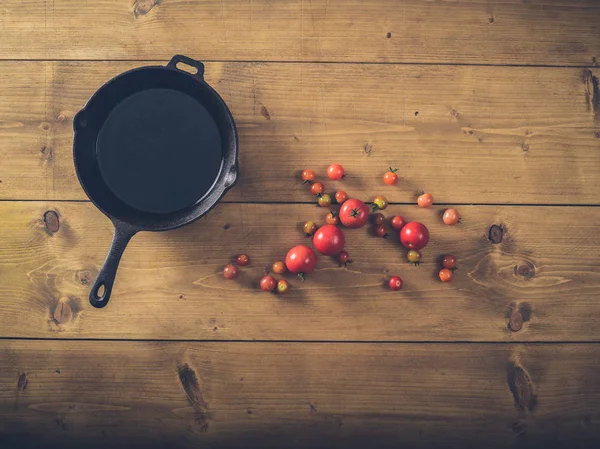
[73,55,238,309]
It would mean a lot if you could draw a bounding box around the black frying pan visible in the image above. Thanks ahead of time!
[73,55,238,309]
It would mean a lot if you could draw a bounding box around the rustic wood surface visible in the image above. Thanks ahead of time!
[0,62,599,203]
[1,341,600,449]
[0,0,599,447]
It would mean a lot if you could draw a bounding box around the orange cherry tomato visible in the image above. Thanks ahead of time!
[417,193,433,208]
[384,167,399,185]
[439,268,453,283]
[326,211,339,225]
[223,264,238,279]
[443,208,460,225]
[302,169,316,183]
[310,182,325,195]
[335,190,348,204]
[272,261,286,274]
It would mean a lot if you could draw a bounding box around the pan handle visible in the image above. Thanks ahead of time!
[167,55,205,79]
[89,222,137,308]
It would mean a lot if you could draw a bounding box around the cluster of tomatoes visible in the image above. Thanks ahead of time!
[224,163,462,293]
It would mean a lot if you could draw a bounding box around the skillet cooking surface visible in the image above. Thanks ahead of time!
[96,88,223,214]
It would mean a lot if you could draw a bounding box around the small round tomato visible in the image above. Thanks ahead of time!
[400,222,430,250]
[390,215,406,232]
[372,213,385,226]
[389,276,403,291]
[326,211,339,225]
[223,264,238,279]
[236,254,250,266]
[310,182,325,195]
[277,279,290,294]
[384,167,399,185]
[374,224,388,238]
[286,245,318,279]
[443,208,460,225]
[417,192,433,208]
[272,261,286,274]
[318,193,332,208]
[301,169,316,183]
[442,255,457,270]
[303,221,318,236]
[327,164,345,180]
[339,199,370,229]
[335,190,348,204]
[313,224,345,256]
[372,195,388,211]
[338,251,352,265]
[260,275,277,292]
[407,250,421,265]
[439,268,453,283]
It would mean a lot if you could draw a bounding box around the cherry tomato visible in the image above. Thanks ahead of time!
[400,222,430,250]
[443,208,460,225]
[272,261,286,274]
[338,251,352,266]
[439,268,453,283]
[310,182,325,195]
[302,169,316,184]
[390,215,406,232]
[372,213,385,226]
[223,264,238,279]
[407,250,421,265]
[384,167,399,185]
[327,164,345,180]
[374,224,388,238]
[303,221,318,236]
[372,195,388,211]
[260,275,277,292]
[277,279,290,294]
[236,254,250,266]
[389,276,403,291]
[313,224,345,256]
[442,255,457,270]
[339,199,370,229]
[318,193,332,208]
[417,192,433,208]
[335,190,348,204]
[326,211,339,225]
[286,245,318,279]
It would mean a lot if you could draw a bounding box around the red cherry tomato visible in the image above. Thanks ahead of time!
[442,255,457,269]
[372,213,385,226]
[443,208,460,225]
[326,211,339,225]
[335,191,348,204]
[236,254,250,266]
[327,164,345,180]
[439,268,453,283]
[277,279,290,294]
[272,261,286,274]
[400,222,430,250]
[318,193,332,208]
[390,215,406,231]
[339,199,369,229]
[260,275,277,292]
[374,224,388,238]
[417,192,433,208]
[302,169,316,183]
[338,251,352,265]
[310,182,325,195]
[313,224,345,256]
[384,167,399,185]
[389,276,403,290]
[223,264,238,279]
[286,245,317,279]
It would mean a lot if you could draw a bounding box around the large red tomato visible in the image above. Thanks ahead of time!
[400,222,429,250]
[339,199,369,229]
[313,224,345,256]
[286,245,317,275]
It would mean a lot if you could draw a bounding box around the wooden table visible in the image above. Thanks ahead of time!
[1,1,599,447]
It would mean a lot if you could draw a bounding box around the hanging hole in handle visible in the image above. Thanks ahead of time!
[175,62,199,75]
[94,283,106,299]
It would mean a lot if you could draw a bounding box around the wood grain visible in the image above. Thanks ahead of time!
[1,201,598,341]
[0,62,599,204]
[0,0,598,65]
[1,340,599,448]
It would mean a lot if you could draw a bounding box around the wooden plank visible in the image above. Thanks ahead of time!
[0,62,599,204]
[1,340,599,448]
[0,0,598,65]
[1,201,599,341]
